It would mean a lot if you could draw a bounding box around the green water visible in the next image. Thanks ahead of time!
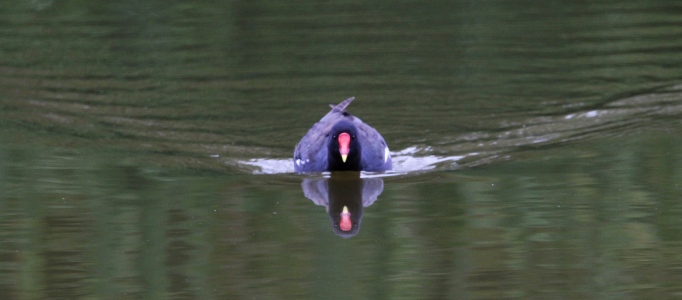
[1,1,682,299]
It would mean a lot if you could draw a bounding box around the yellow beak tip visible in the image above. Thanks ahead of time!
[341,154,348,162]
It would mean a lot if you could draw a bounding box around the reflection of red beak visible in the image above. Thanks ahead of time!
[340,206,352,231]
[338,132,350,163]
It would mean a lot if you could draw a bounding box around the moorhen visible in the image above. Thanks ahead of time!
[294,97,392,172]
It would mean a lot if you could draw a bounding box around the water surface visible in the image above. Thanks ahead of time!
[1,1,682,299]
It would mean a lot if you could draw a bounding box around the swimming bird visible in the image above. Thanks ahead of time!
[294,97,392,172]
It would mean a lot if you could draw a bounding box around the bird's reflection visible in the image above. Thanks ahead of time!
[301,172,384,238]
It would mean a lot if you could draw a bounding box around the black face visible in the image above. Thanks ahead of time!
[327,120,362,171]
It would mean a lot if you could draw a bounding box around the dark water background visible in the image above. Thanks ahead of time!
[1,1,682,299]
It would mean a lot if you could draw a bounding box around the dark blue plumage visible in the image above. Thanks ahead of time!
[294,97,392,172]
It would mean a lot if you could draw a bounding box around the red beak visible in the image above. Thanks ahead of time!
[338,132,351,162]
